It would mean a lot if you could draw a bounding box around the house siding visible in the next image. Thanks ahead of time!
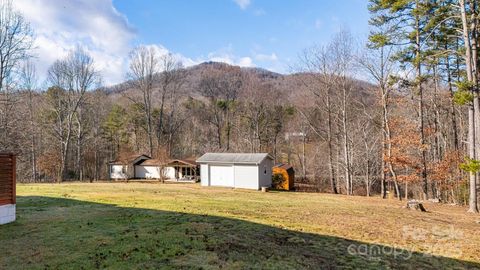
[200,164,209,186]
[110,165,126,179]
[163,167,176,179]
[134,165,161,179]
[258,158,273,188]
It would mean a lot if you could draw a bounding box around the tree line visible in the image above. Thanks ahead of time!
[365,0,479,212]
[0,0,479,213]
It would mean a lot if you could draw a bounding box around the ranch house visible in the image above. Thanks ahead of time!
[108,154,199,181]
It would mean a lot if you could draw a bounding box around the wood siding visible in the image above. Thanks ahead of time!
[0,153,16,205]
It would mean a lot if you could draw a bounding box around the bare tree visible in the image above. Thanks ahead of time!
[240,75,272,153]
[331,31,355,195]
[19,60,38,181]
[199,66,243,151]
[127,46,160,157]
[47,46,99,182]
[296,45,339,194]
[0,0,33,150]
[88,89,110,181]
[358,43,400,199]
[156,53,186,155]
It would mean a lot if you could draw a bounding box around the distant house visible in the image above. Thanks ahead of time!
[197,153,273,190]
[284,132,306,141]
[108,154,150,180]
[272,163,295,190]
[109,154,199,181]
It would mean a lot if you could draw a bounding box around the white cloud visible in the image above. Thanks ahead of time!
[143,44,198,69]
[138,44,256,70]
[233,0,251,10]
[203,53,254,67]
[200,45,255,67]
[13,1,264,85]
[255,53,278,62]
[14,0,136,86]
[238,57,253,67]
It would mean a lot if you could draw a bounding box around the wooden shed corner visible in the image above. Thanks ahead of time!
[272,163,295,190]
[0,153,16,225]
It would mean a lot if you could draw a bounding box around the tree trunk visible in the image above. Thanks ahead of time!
[28,91,37,182]
[60,114,74,182]
[76,111,83,182]
[157,85,167,146]
[468,105,479,213]
[326,94,338,194]
[342,80,352,195]
[460,0,479,213]
[146,109,153,157]
[302,131,306,179]
[405,181,408,200]
[415,5,428,201]
[445,42,459,150]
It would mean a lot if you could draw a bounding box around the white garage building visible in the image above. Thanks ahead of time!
[197,153,273,190]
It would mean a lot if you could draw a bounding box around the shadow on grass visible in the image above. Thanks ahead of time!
[0,196,478,269]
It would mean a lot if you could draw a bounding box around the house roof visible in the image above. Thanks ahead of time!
[139,159,163,166]
[139,159,198,167]
[109,154,150,165]
[274,163,294,171]
[166,159,197,166]
[196,153,272,164]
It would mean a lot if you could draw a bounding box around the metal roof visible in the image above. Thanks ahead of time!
[166,159,198,166]
[108,154,150,165]
[274,163,295,172]
[274,163,294,170]
[196,153,272,164]
[138,159,163,166]
[139,159,198,167]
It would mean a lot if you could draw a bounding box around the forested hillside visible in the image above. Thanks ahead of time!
[1,0,480,213]
[4,56,376,187]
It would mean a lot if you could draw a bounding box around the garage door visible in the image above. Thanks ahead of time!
[210,165,234,187]
[135,165,147,178]
[135,165,161,179]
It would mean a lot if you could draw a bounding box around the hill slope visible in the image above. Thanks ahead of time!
[104,61,374,104]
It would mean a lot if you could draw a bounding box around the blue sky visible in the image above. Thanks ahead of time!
[15,0,370,85]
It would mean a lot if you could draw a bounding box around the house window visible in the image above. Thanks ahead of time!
[122,166,126,174]
[264,165,267,175]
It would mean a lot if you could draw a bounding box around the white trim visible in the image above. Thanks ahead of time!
[0,204,15,225]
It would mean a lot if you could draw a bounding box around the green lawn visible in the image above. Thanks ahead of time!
[1,182,479,269]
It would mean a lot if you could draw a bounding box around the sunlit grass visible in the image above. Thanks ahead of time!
[0,182,479,269]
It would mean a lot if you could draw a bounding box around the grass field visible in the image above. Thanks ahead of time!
[1,182,479,269]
